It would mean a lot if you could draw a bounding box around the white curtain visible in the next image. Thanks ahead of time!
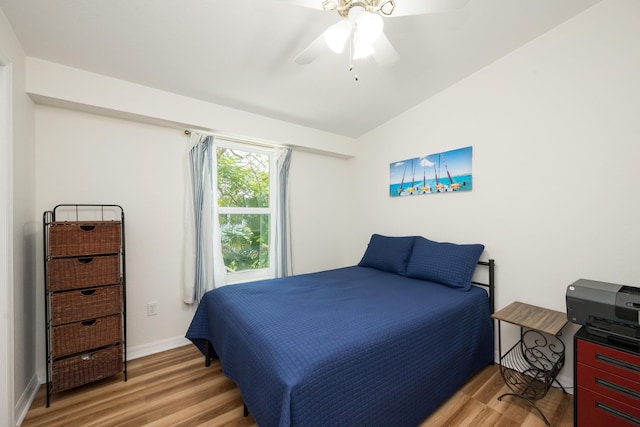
[183,132,227,304]
[274,147,293,278]
[184,134,292,302]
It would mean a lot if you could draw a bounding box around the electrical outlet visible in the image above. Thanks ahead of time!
[147,302,158,316]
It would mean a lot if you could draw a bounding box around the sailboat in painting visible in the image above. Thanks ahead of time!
[446,155,464,190]
[397,165,407,195]
[421,166,429,194]
[435,153,466,192]
[407,160,417,195]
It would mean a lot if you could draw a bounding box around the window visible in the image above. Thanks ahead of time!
[216,140,275,283]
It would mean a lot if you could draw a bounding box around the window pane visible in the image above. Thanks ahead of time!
[217,147,270,208]
[219,214,270,272]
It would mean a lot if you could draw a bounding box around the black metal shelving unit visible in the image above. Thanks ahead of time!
[43,204,127,407]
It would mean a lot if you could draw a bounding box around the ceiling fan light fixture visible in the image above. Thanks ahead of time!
[355,11,383,44]
[378,0,395,16]
[324,19,352,54]
[352,32,375,60]
[322,0,338,11]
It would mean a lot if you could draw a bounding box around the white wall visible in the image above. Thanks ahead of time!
[289,150,350,274]
[0,6,37,426]
[25,58,357,159]
[348,0,640,388]
[34,105,350,374]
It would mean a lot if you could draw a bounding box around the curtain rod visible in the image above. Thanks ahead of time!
[183,129,288,150]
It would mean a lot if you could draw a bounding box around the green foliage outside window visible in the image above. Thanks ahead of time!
[217,147,270,272]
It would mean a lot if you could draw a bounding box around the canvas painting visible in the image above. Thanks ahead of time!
[390,146,473,197]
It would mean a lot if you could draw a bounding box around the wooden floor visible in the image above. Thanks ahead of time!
[22,345,573,427]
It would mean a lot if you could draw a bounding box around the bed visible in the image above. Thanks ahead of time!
[186,234,495,426]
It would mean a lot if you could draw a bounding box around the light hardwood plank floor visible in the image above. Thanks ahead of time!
[22,345,573,427]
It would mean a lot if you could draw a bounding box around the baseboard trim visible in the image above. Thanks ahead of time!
[556,372,574,395]
[126,335,192,361]
[15,373,40,426]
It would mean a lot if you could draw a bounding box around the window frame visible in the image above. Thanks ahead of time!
[215,138,276,284]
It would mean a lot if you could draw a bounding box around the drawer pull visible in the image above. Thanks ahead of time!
[80,289,96,296]
[596,378,640,400]
[596,353,640,375]
[81,319,97,327]
[596,402,640,425]
[81,353,95,361]
[80,225,96,232]
[77,257,94,265]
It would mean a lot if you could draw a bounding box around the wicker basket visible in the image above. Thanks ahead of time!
[50,285,122,326]
[48,221,121,257]
[47,255,120,291]
[51,314,123,358]
[51,344,123,393]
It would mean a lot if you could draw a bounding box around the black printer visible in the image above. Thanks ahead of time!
[566,278,640,347]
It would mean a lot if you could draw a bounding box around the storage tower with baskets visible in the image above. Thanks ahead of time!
[43,204,126,407]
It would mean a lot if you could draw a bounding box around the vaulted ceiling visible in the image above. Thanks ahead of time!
[0,0,601,137]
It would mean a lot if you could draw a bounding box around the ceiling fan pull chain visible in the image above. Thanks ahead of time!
[348,61,359,82]
[347,37,358,81]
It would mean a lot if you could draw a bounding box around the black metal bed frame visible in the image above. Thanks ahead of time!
[474,259,496,315]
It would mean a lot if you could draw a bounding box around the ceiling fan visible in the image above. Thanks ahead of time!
[283,0,471,67]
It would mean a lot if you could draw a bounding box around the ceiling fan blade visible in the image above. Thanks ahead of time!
[295,32,328,64]
[278,0,324,11]
[390,0,471,17]
[371,33,399,67]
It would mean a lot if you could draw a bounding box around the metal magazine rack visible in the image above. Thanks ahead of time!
[499,330,565,401]
[492,301,568,426]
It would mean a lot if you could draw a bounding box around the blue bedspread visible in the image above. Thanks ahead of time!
[186,266,493,427]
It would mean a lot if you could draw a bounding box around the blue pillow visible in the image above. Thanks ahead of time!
[406,237,484,291]
[358,234,415,275]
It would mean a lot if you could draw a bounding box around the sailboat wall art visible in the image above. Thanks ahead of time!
[390,146,473,197]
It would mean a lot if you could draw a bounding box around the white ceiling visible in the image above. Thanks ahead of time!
[0,0,601,138]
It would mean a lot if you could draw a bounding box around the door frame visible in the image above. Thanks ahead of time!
[0,59,16,427]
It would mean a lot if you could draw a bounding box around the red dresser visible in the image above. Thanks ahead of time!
[574,327,640,426]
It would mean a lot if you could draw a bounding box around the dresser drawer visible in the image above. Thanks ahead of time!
[51,314,122,358]
[47,255,120,291]
[577,339,640,383]
[50,285,122,326]
[48,221,121,257]
[577,386,640,426]
[577,362,640,409]
[51,344,123,393]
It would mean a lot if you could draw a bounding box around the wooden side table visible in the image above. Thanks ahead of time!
[492,301,568,425]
